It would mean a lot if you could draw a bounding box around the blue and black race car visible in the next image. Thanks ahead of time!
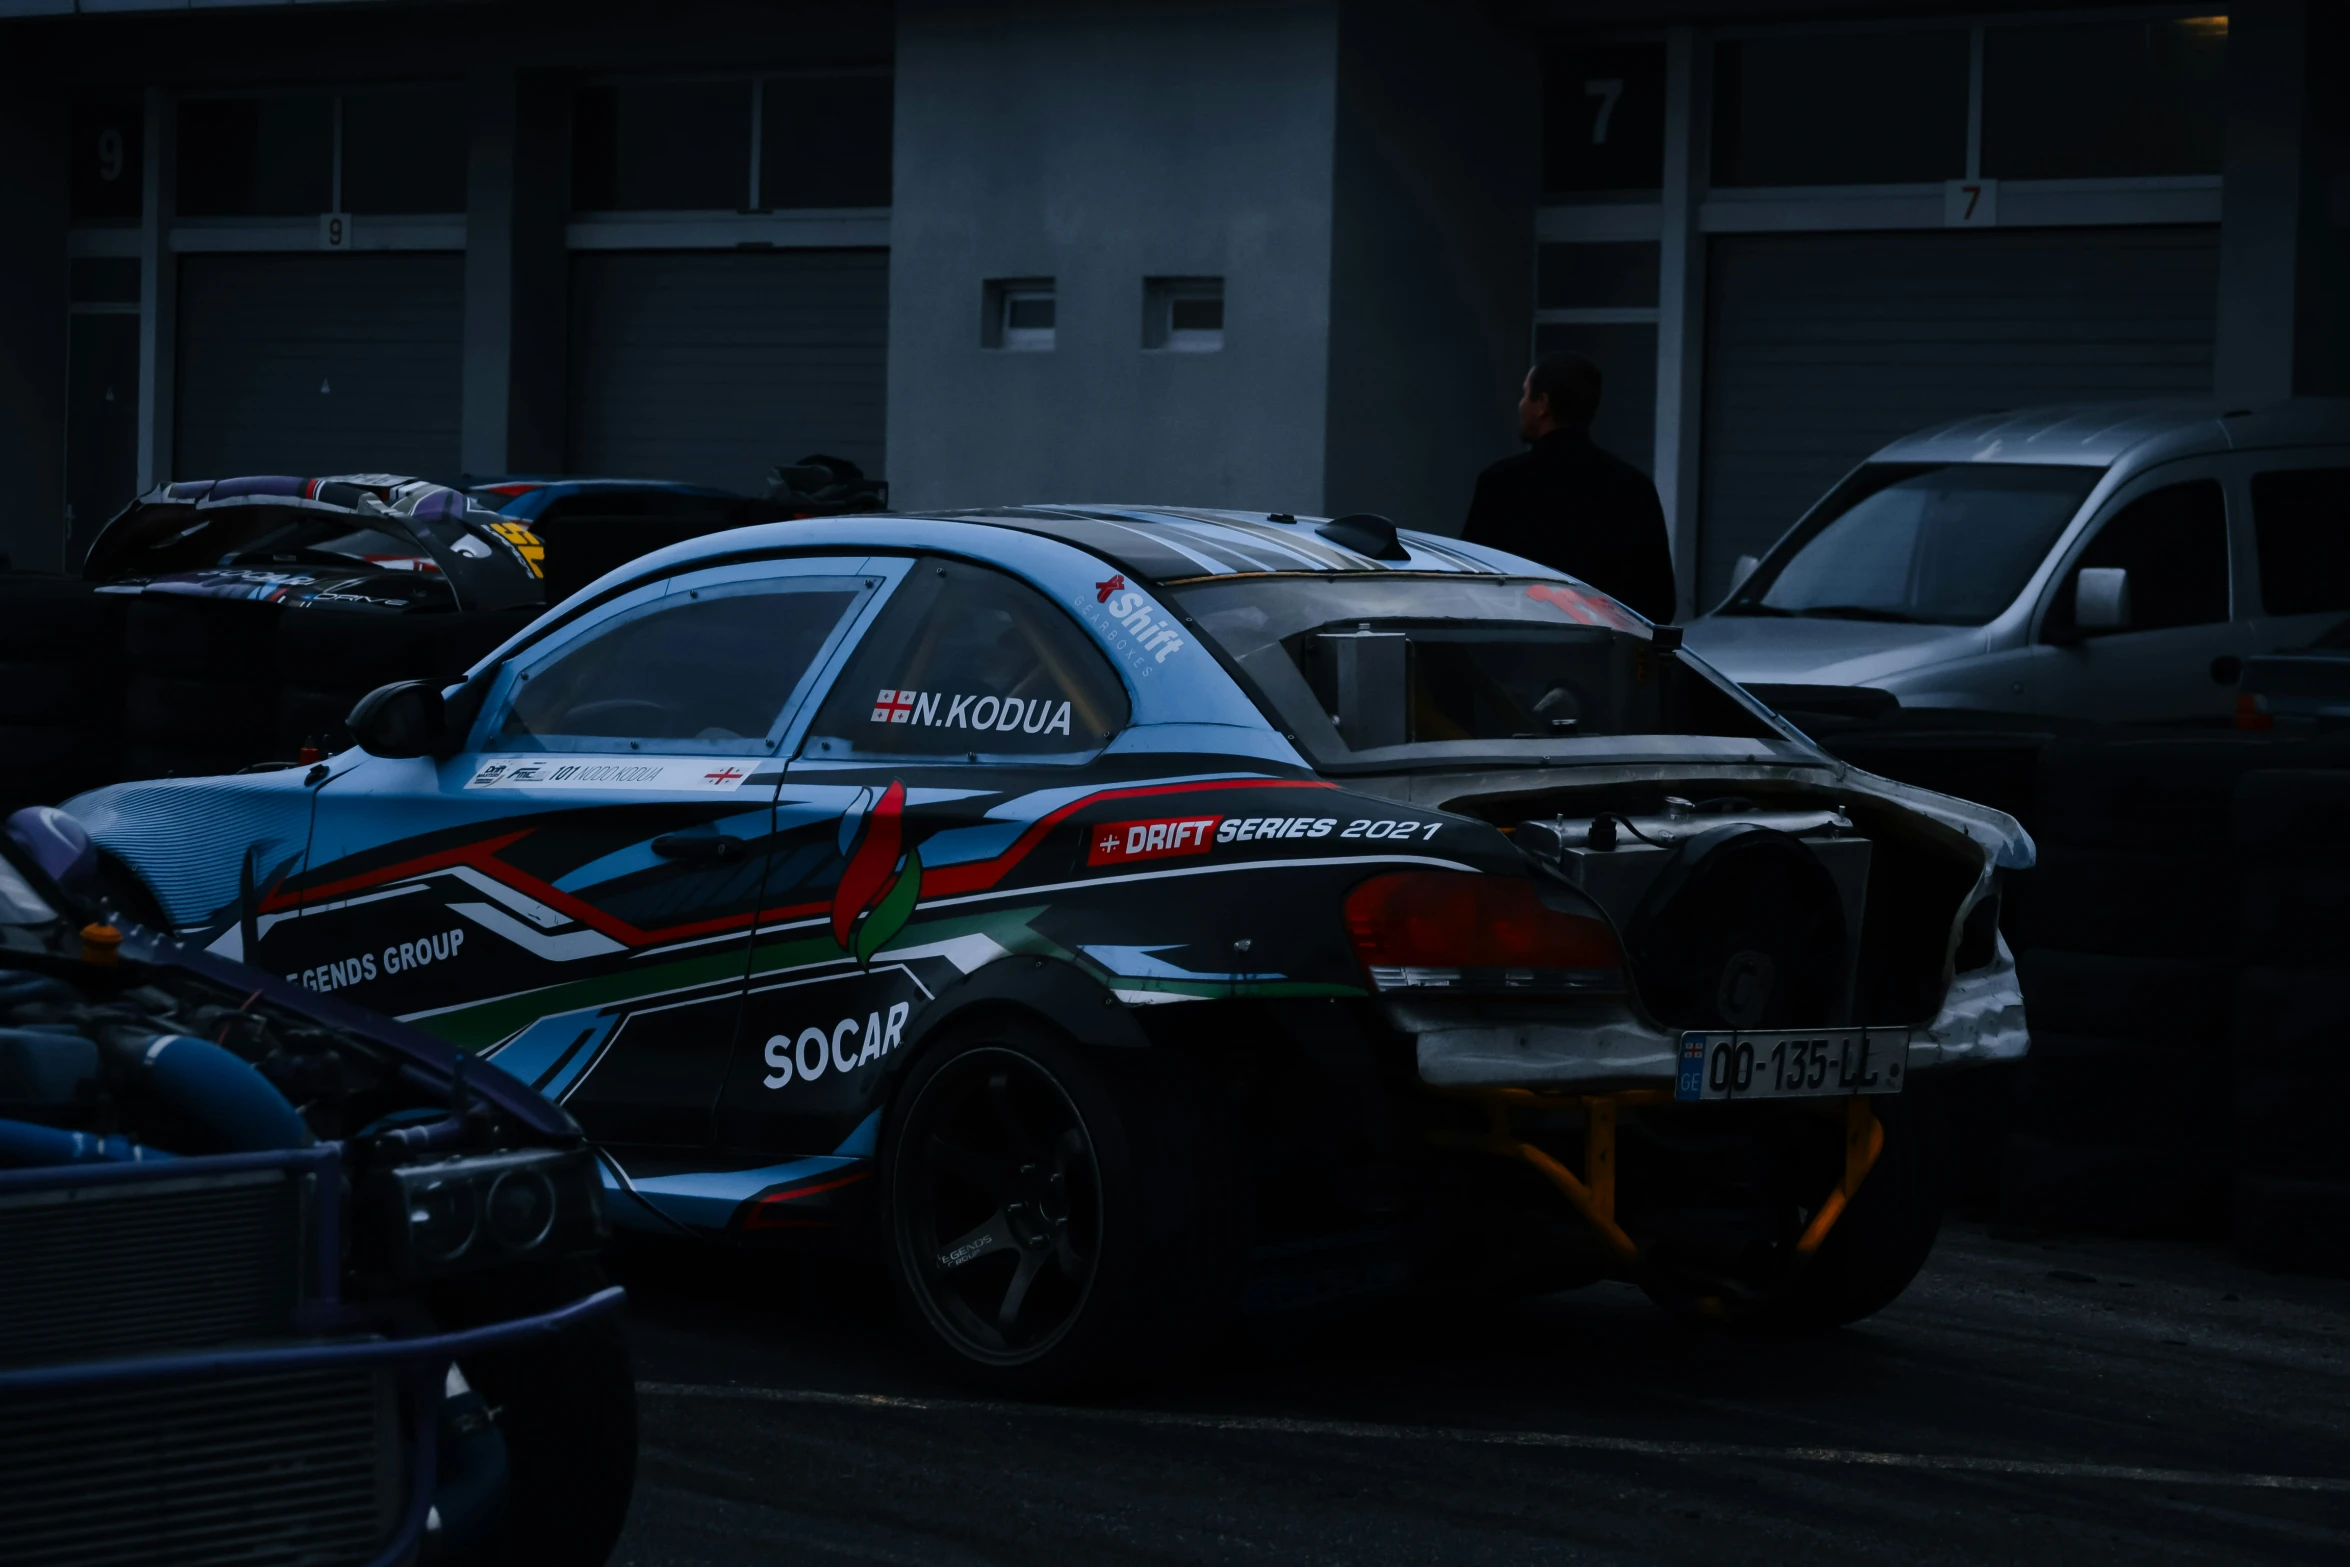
[62,505,2032,1392]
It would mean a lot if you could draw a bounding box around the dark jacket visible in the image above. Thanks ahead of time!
[1461,428,1677,624]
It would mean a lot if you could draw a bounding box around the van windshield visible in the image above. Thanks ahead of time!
[1168,575,1782,766]
[1720,462,2104,626]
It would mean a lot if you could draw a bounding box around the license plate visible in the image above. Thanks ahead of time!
[1674,1028,1909,1102]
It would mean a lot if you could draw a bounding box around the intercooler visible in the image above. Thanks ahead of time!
[0,1165,309,1367]
[0,1152,406,1567]
[0,1366,402,1567]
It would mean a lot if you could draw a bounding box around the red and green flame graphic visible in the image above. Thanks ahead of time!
[831,779,923,963]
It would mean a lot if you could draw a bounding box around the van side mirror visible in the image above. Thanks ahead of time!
[347,680,448,759]
[2075,567,2132,632]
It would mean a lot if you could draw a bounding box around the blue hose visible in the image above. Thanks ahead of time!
[0,1118,175,1166]
[131,1034,312,1153]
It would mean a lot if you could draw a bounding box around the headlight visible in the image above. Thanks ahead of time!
[362,1147,604,1280]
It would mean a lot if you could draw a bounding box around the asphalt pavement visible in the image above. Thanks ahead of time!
[608,1222,2350,1565]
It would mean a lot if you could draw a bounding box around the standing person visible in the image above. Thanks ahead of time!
[1462,352,1678,625]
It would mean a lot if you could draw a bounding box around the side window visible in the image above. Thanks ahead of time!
[2251,466,2350,617]
[802,558,1129,761]
[2043,478,2227,639]
[496,576,864,753]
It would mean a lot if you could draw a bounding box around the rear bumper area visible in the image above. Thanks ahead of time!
[1404,934,2027,1091]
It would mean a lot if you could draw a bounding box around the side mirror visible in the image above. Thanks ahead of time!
[2075,567,2132,632]
[1729,554,1761,592]
[347,680,448,759]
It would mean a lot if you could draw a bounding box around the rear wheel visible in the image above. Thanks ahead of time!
[881,1019,1241,1396]
[1742,1085,1950,1332]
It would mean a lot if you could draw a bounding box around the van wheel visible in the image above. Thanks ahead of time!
[881,1019,1241,1396]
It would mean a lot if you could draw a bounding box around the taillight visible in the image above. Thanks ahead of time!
[2236,691,2274,731]
[1342,871,1624,995]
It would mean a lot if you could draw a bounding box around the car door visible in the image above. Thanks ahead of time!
[2238,454,2350,655]
[277,555,880,1158]
[2032,467,2248,722]
[713,555,1133,1200]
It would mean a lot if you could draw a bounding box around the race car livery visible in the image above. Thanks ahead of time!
[67,504,2032,1389]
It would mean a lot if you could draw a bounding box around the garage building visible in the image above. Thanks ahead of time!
[0,0,2341,620]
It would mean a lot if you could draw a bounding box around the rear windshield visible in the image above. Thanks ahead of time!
[1169,575,1782,765]
[1720,462,2104,626]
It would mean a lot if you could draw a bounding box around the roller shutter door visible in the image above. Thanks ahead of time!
[175,253,463,481]
[1696,226,2219,606]
[566,250,888,494]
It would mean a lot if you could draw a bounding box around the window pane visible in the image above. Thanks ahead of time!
[1533,321,1656,476]
[178,97,334,216]
[1982,19,2225,180]
[1542,42,1665,193]
[760,74,892,208]
[344,87,468,214]
[1537,242,1659,310]
[2252,468,2350,617]
[1751,465,2098,626]
[1711,32,1967,187]
[2046,479,2229,638]
[499,581,860,750]
[570,82,752,211]
[69,99,143,225]
[803,559,1128,760]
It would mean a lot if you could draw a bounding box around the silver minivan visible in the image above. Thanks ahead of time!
[1682,399,2350,723]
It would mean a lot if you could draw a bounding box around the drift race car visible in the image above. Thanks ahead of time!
[61,505,2030,1391]
[0,807,632,1566]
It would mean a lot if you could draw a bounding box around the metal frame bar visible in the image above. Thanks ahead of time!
[0,1283,625,1398]
[134,84,173,493]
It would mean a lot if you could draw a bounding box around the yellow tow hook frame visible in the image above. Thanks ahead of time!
[1441,1087,1885,1278]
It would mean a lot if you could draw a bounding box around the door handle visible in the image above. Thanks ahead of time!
[2210,655,2243,686]
[652,835,747,864]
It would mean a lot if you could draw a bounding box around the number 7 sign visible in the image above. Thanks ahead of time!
[1943,179,1999,227]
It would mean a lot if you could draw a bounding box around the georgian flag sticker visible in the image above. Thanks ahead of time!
[867,688,1073,737]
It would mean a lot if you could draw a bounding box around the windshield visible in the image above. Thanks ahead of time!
[1721,462,2104,626]
[1169,575,1780,764]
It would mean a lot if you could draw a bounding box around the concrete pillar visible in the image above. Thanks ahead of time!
[888,0,1341,514]
[0,84,69,570]
[1321,0,1538,535]
[2215,0,2350,403]
[461,66,570,478]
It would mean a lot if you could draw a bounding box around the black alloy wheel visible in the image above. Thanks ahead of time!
[891,1045,1105,1367]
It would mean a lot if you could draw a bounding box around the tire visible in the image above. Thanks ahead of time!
[2013,848,2235,959]
[2233,1172,2350,1277]
[2234,769,2350,860]
[123,740,262,781]
[1999,1130,2225,1237]
[125,593,279,679]
[2234,964,2350,1070]
[125,674,276,751]
[2015,948,2234,1047]
[0,723,122,809]
[429,1261,637,1567]
[0,662,119,725]
[2035,731,2280,850]
[879,1018,1244,1396]
[274,607,446,689]
[2238,863,2350,965]
[2232,1066,2350,1180]
[275,684,371,757]
[2011,1034,2217,1146]
[0,575,128,659]
[1740,1084,1951,1332]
